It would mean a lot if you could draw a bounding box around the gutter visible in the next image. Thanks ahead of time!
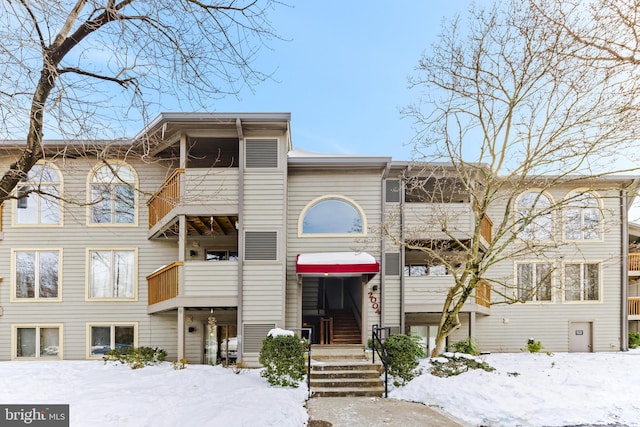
[380,161,392,327]
[622,188,630,351]
[400,173,406,334]
[236,118,245,360]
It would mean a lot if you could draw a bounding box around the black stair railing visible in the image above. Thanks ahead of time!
[371,324,390,398]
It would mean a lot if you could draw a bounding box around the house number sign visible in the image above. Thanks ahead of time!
[575,330,584,335]
[368,291,381,315]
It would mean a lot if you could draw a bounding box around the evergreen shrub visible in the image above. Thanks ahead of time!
[103,346,167,369]
[259,334,307,387]
[384,334,424,386]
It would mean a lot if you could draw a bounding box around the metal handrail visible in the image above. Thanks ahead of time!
[371,324,390,398]
[289,327,312,398]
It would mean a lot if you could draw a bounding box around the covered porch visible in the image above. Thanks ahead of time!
[296,252,380,345]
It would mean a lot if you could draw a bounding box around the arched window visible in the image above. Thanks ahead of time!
[564,191,601,240]
[516,191,553,241]
[89,162,136,224]
[300,196,365,235]
[14,163,61,225]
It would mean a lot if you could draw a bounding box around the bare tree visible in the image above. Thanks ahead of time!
[0,0,283,202]
[400,0,640,356]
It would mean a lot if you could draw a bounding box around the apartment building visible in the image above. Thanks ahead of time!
[0,112,636,364]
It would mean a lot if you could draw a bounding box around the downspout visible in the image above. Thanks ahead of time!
[236,119,245,360]
[400,173,406,334]
[622,188,629,351]
[380,162,391,328]
[177,134,187,360]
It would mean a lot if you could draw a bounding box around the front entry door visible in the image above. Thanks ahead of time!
[569,322,592,352]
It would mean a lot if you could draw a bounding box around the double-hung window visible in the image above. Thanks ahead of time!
[13,324,62,359]
[88,249,136,300]
[13,250,61,301]
[515,262,552,302]
[564,262,600,302]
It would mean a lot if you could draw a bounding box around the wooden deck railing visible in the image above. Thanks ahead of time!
[320,317,334,345]
[475,279,491,308]
[629,254,640,273]
[629,297,640,317]
[147,262,182,305]
[147,168,184,229]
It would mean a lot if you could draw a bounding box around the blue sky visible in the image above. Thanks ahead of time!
[190,1,477,161]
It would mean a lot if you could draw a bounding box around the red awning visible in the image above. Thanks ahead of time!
[296,252,380,276]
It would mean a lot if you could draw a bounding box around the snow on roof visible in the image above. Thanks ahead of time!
[296,252,377,265]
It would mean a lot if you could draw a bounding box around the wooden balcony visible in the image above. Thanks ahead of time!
[146,260,239,313]
[402,202,493,247]
[630,254,640,275]
[475,279,491,308]
[147,262,182,305]
[403,275,490,315]
[629,297,640,319]
[148,169,183,229]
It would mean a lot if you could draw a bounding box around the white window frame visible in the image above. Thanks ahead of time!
[11,248,63,302]
[515,190,554,242]
[563,190,603,241]
[298,195,367,237]
[514,261,554,303]
[86,248,138,301]
[87,161,138,226]
[12,323,64,360]
[562,261,602,303]
[86,322,139,359]
[12,162,63,227]
[403,264,450,277]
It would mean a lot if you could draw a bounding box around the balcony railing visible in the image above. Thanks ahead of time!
[147,262,182,305]
[630,254,640,274]
[629,297,640,317]
[475,279,491,308]
[147,168,184,229]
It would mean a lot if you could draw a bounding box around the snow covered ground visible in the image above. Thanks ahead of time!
[392,349,640,427]
[0,361,308,427]
[0,350,639,427]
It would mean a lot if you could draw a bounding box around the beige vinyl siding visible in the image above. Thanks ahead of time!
[183,168,239,211]
[403,203,475,241]
[472,186,624,353]
[0,158,178,360]
[242,264,286,323]
[243,175,287,225]
[383,276,401,328]
[241,135,287,334]
[183,261,238,301]
[286,169,384,333]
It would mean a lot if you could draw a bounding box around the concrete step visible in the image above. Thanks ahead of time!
[311,386,385,398]
[310,369,381,379]
[310,377,383,388]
